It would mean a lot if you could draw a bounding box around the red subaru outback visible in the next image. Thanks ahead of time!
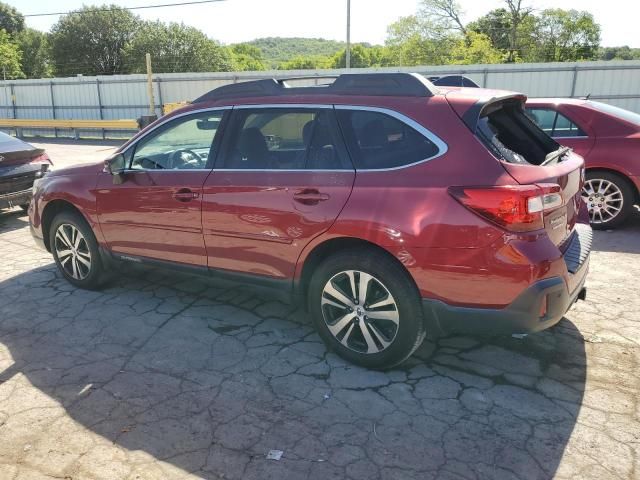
[29,74,591,369]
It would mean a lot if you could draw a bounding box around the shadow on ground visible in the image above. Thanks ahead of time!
[0,258,587,479]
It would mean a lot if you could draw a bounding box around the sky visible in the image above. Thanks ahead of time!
[9,0,640,47]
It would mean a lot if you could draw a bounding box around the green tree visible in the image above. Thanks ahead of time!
[0,29,23,79]
[230,44,266,71]
[468,8,537,61]
[331,44,375,68]
[15,28,53,78]
[122,21,233,73]
[419,0,466,35]
[50,5,139,76]
[385,15,456,66]
[599,46,640,61]
[534,9,601,62]
[447,31,503,64]
[278,55,332,70]
[0,2,24,35]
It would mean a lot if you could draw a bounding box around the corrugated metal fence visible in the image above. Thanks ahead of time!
[1,60,639,138]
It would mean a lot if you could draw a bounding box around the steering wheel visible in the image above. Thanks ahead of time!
[169,149,203,169]
[135,157,165,170]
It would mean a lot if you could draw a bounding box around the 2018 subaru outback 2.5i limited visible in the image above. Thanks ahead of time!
[29,73,591,369]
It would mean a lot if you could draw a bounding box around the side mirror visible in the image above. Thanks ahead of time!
[104,154,126,184]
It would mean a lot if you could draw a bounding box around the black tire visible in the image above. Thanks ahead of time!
[584,171,635,230]
[308,248,426,369]
[49,211,106,290]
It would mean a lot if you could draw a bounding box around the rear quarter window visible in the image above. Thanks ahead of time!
[336,108,443,170]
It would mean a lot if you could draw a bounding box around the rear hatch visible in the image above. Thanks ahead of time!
[446,90,584,247]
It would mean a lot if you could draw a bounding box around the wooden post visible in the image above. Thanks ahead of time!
[146,53,155,116]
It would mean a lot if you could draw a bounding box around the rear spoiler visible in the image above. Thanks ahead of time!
[457,92,528,133]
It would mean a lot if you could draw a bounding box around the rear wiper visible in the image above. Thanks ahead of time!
[540,146,571,166]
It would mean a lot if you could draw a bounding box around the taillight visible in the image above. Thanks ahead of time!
[448,184,563,232]
[32,153,52,165]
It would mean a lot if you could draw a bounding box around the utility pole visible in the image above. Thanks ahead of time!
[145,53,155,116]
[346,0,351,69]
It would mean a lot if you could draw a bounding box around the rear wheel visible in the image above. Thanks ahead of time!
[582,171,634,229]
[308,248,426,369]
[49,211,105,290]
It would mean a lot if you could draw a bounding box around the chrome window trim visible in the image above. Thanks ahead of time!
[553,135,590,140]
[334,105,448,172]
[121,104,448,173]
[234,103,333,110]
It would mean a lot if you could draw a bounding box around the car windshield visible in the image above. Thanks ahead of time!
[587,101,640,127]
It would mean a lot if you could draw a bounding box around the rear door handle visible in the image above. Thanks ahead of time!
[173,188,199,202]
[293,189,330,205]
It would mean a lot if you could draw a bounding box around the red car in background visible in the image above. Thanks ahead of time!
[525,99,640,228]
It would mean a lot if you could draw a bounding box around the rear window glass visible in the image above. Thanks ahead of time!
[587,101,640,127]
[477,103,559,165]
[336,109,441,170]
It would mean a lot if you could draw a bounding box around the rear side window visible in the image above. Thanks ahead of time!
[218,108,352,170]
[336,109,441,170]
[525,108,585,138]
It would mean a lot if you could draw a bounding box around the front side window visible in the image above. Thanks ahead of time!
[336,109,441,169]
[525,108,586,138]
[218,108,351,170]
[130,111,224,170]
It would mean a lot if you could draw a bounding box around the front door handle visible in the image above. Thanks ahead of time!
[173,188,199,202]
[293,189,330,205]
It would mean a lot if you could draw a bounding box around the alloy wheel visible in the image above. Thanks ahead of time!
[582,178,624,225]
[320,270,399,354]
[54,223,92,280]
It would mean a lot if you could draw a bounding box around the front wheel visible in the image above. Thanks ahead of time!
[49,211,106,290]
[308,249,426,369]
[582,171,635,229]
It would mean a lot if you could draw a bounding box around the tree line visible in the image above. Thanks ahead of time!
[0,0,638,80]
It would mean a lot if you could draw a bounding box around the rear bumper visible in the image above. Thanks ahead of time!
[423,223,592,336]
[0,188,31,209]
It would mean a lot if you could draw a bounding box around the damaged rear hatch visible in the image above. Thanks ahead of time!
[446,89,585,248]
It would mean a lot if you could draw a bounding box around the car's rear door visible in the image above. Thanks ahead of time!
[201,105,355,279]
[96,109,227,267]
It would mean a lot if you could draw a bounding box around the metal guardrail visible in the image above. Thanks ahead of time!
[0,118,138,139]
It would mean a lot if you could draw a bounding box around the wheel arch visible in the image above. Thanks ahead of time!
[295,236,419,309]
[41,199,87,252]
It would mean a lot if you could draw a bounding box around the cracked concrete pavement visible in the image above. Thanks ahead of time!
[0,141,639,479]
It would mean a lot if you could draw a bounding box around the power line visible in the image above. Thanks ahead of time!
[24,0,227,17]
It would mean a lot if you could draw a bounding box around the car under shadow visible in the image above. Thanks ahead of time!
[0,259,587,479]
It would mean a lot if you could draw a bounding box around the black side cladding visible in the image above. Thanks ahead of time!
[192,73,437,103]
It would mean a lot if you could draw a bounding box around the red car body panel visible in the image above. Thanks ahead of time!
[30,82,591,335]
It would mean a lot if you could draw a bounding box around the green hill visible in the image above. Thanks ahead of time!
[237,37,353,68]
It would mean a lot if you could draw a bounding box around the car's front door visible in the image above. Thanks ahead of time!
[202,105,355,279]
[96,109,227,267]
